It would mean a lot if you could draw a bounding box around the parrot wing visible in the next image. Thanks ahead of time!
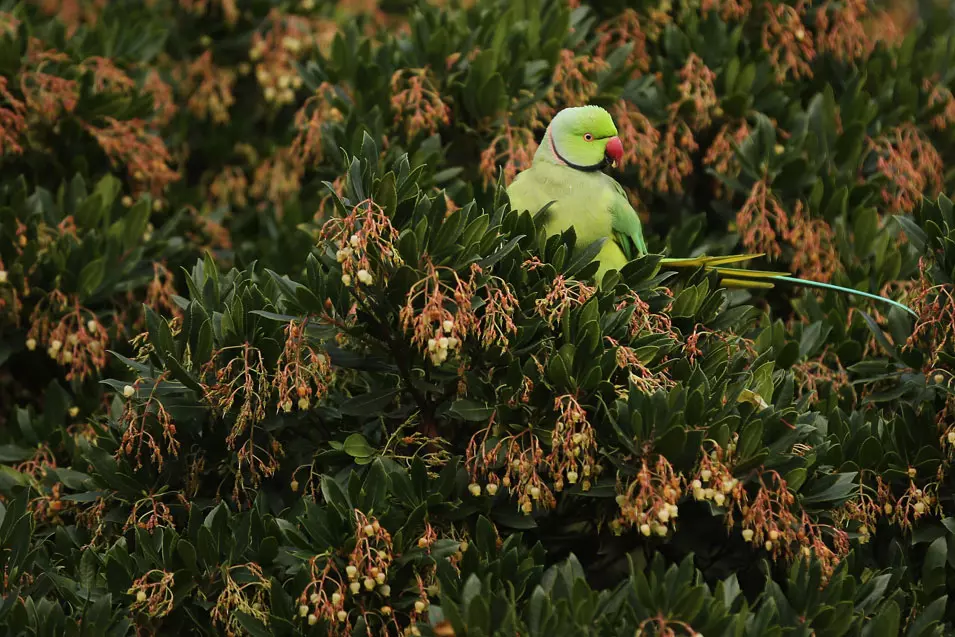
[605,175,648,261]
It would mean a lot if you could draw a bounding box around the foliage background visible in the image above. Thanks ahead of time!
[2,0,955,635]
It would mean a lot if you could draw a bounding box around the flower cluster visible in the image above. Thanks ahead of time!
[612,456,682,538]
[324,199,402,290]
[249,9,315,106]
[762,1,815,83]
[400,260,474,365]
[736,177,789,258]
[211,563,272,637]
[594,9,649,77]
[466,427,556,515]
[671,54,718,131]
[275,319,332,413]
[689,444,743,517]
[479,121,538,187]
[182,50,236,124]
[703,119,751,188]
[547,395,598,492]
[116,384,181,473]
[390,67,450,140]
[83,117,180,197]
[200,343,282,503]
[534,274,596,328]
[25,290,110,382]
[127,569,176,620]
[904,261,955,369]
[869,123,943,214]
[735,470,799,560]
[0,76,27,155]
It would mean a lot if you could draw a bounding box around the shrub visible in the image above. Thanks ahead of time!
[1,0,955,635]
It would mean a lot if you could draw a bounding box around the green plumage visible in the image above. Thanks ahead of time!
[506,162,646,276]
[506,105,917,318]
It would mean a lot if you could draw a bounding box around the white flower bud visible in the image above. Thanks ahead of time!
[123,385,135,398]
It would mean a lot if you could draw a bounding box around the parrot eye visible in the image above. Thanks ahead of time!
[583,133,594,141]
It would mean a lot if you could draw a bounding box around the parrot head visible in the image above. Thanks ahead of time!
[540,105,624,171]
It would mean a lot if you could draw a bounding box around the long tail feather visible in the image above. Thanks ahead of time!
[775,275,918,318]
[659,254,917,317]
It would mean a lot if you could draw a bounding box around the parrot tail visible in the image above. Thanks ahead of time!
[659,254,917,318]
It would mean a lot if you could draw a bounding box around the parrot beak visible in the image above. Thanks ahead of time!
[605,136,623,169]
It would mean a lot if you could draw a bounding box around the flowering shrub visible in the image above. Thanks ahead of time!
[2,0,955,635]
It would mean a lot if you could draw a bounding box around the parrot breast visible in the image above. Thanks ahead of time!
[506,162,614,248]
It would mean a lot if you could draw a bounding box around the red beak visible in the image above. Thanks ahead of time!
[605,136,623,165]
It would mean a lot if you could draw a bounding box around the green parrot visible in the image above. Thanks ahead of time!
[506,105,917,317]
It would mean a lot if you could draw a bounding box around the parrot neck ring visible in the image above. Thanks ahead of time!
[548,130,612,172]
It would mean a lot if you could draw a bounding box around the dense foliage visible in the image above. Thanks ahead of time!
[2,0,955,634]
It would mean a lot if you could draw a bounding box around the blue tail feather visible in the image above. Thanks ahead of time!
[775,275,917,318]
